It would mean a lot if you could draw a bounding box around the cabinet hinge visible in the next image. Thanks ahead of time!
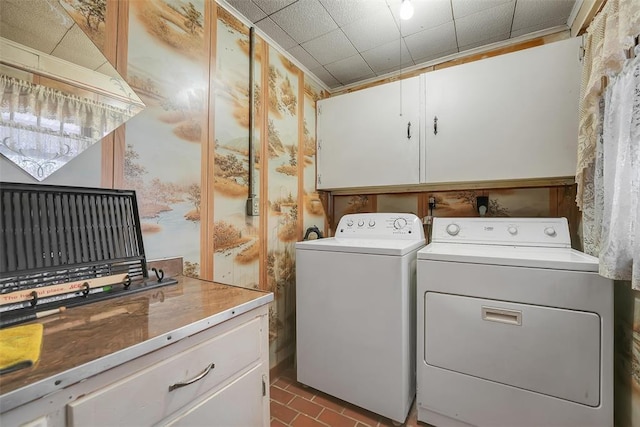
[318,139,322,150]
[318,105,322,115]
[317,174,321,185]
[262,376,267,396]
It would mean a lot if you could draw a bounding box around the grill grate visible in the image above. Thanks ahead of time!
[0,183,166,321]
[1,186,145,274]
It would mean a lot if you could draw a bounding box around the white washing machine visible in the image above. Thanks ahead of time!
[296,213,426,424]
[416,217,613,427]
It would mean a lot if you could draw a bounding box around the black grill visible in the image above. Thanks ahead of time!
[0,182,174,325]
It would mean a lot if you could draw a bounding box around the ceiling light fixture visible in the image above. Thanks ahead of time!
[399,0,414,20]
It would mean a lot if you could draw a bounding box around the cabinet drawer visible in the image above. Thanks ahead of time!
[68,317,262,426]
[165,365,264,427]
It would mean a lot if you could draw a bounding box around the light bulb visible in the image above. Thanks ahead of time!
[399,0,414,20]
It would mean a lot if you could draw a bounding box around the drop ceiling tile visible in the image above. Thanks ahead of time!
[1,0,71,54]
[252,0,297,15]
[342,8,399,52]
[319,0,388,26]
[388,0,454,36]
[225,0,267,22]
[95,61,120,78]
[511,0,575,36]
[310,66,341,88]
[404,21,458,63]
[301,29,357,65]
[324,54,375,84]
[255,17,298,50]
[270,0,338,44]
[287,45,322,70]
[451,0,513,19]
[455,1,515,47]
[361,39,414,74]
[52,25,106,71]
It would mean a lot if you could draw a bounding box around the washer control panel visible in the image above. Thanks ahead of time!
[432,217,571,247]
[336,213,424,240]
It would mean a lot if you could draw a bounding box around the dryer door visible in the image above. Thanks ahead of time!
[424,292,601,406]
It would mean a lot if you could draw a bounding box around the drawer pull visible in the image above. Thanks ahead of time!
[482,306,522,326]
[168,363,215,391]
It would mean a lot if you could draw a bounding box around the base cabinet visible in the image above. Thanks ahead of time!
[1,306,270,427]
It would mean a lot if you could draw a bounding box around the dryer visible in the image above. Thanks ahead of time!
[416,217,613,427]
[296,213,425,424]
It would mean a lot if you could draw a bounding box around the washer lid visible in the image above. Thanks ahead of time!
[296,238,426,256]
[417,242,599,272]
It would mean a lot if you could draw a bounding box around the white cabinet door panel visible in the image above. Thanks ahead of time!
[424,37,582,183]
[317,76,421,189]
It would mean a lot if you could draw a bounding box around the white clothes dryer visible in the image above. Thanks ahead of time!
[296,213,426,424]
[416,217,613,427]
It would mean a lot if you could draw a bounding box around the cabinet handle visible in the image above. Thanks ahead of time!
[433,116,438,135]
[168,362,215,391]
[407,121,412,139]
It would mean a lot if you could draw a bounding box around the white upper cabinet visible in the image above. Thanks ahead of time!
[316,76,422,189]
[423,37,582,184]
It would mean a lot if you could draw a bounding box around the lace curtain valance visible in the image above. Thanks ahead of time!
[0,75,133,180]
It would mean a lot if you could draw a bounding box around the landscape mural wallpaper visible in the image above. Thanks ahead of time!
[60,0,107,52]
[302,80,327,238]
[265,49,300,366]
[124,0,206,274]
[212,8,258,288]
[8,3,640,424]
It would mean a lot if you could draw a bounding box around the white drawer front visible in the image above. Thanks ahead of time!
[165,365,264,427]
[68,317,262,426]
[424,292,601,406]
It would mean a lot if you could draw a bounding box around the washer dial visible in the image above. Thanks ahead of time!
[393,218,408,230]
[446,223,460,236]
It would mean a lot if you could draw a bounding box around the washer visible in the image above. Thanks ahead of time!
[416,217,613,427]
[296,213,426,424]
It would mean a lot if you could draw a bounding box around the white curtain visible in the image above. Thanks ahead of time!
[0,75,132,180]
[599,52,639,287]
[578,0,640,289]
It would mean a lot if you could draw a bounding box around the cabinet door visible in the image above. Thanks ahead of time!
[317,76,421,189]
[165,365,265,427]
[423,37,582,183]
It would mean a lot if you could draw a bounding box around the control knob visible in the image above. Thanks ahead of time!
[544,227,557,237]
[346,220,354,227]
[357,220,365,227]
[369,220,376,227]
[446,223,460,236]
[393,218,408,230]
[507,226,518,235]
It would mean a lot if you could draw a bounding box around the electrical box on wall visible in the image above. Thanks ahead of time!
[476,196,489,216]
[246,197,260,216]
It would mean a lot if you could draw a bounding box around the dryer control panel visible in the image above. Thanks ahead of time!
[431,217,571,247]
[336,213,425,240]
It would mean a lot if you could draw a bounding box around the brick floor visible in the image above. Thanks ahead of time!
[269,368,429,427]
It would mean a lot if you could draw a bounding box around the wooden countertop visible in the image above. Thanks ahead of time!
[0,277,273,412]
